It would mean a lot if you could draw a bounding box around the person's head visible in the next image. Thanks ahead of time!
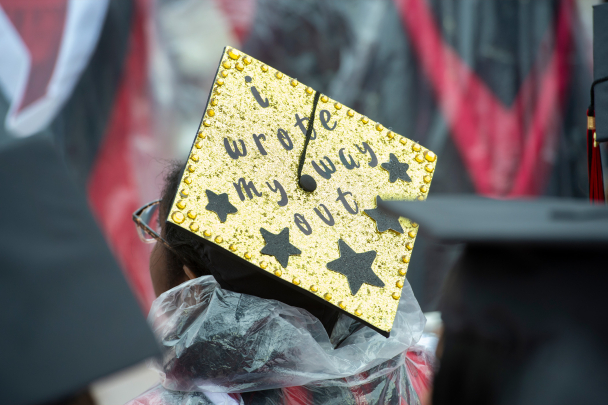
[145,161,340,334]
[149,162,211,296]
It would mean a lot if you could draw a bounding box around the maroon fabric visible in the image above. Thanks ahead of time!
[1,0,68,112]
[587,110,606,203]
[394,0,574,197]
[87,0,156,307]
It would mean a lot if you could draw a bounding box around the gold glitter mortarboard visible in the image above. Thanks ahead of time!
[168,47,437,336]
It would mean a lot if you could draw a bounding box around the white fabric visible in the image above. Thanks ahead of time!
[203,392,240,405]
[0,0,109,137]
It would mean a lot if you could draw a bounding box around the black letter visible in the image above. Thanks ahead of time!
[233,178,262,201]
[311,157,337,180]
[252,134,267,155]
[336,187,359,215]
[354,142,378,167]
[224,138,247,159]
[276,128,293,151]
[339,148,360,170]
[314,204,335,226]
[319,109,337,131]
[294,113,316,140]
[246,75,269,107]
[250,87,269,107]
[266,180,288,207]
[294,213,312,235]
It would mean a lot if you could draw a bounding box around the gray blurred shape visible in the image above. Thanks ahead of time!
[0,135,160,405]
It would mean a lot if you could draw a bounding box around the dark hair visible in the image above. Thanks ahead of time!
[159,161,210,284]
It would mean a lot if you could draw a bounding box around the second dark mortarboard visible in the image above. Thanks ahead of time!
[380,196,608,405]
[380,196,608,245]
[167,47,438,336]
[588,4,607,202]
[593,3,608,143]
[0,135,160,405]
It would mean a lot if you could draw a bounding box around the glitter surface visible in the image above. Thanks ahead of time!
[168,47,437,334]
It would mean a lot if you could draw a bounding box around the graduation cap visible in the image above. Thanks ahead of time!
[166,47,437,336]
[587,4,608,202]
[0,135,160,405]
[380,196,608,404]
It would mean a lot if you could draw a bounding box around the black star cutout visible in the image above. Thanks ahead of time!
[381,153,411,183]
[205,189,237,222]
[260,227,302,268]
[326,239,385,295]
[364,196,404,233]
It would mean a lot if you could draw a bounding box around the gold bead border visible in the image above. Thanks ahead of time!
[174,47,436,317]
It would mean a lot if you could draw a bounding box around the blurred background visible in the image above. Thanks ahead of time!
[0,0,604,402]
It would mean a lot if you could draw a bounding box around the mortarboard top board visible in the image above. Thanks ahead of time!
[379,196,608,246]
[0,135,160,405]
[166,47,438,336]
[594,3,608,142]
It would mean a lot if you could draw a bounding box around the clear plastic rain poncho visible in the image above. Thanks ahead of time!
[127,276,435,405]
